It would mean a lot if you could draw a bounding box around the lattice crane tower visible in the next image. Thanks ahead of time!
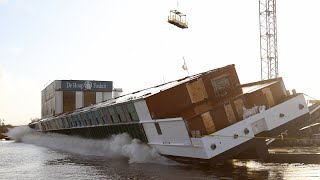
[259,0,279,80]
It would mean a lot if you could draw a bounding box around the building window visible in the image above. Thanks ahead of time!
[211,76,231,97]
[154,122,162,135]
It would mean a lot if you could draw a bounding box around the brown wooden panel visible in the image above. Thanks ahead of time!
[243,81,287,110]
[269,81,286,104]
[186,78,208,104]
[63,91,75,113]
[201,112,216,134]
[84,92,96,107]
[234,98,245,120]
[186,116,206,136]
[262,87,275,108]
[145,83,191,119]
[243,90,267,109]
[211,106,230,131]
[224,102,236,124]
[194,102,212,114]
[181,108,196,120]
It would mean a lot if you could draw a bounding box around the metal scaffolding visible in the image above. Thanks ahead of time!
[259,0,279,80]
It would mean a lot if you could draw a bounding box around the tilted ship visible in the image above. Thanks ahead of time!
[29,64,310,163]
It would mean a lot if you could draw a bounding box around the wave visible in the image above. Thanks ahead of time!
[6,126,176,164]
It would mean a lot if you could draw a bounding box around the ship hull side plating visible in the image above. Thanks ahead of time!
[163,112,310,164]
[41,123,148,143]
[146,94,309,162]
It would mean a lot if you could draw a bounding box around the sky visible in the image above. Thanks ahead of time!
[1,0,320,125]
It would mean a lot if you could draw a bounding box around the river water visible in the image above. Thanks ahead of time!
[1,126,320,179]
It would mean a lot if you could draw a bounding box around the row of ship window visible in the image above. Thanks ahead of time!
[39,103,140,131]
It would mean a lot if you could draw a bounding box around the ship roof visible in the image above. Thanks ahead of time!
[240,77,283,94]
[241,81,278,94]
[56,64,235,116]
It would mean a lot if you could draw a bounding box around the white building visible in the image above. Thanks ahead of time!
[41,80,122,118]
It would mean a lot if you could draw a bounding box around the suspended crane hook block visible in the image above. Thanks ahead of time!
[168,10,188,29]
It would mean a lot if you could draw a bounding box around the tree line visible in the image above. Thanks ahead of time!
[0,119,14,139]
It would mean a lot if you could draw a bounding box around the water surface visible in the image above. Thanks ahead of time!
[1,127,320,179]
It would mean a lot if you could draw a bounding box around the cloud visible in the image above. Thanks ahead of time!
[8,47,24,56]
[0,0,8,5]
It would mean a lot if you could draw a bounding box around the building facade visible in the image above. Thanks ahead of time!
[41,80,122,118]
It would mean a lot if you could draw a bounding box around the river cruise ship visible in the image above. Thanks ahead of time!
[29,64,309,163]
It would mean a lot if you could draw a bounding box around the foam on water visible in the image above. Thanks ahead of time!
[6,126,176,164]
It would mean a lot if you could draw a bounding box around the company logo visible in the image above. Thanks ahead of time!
[84,81,92,90]
[63,80,112,91]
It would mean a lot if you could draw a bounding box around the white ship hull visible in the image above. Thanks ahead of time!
[140,94,309,162]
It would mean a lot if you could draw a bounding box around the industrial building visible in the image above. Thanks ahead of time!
[41,80,122,118]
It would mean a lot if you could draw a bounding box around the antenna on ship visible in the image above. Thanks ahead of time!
[182,56,189,76]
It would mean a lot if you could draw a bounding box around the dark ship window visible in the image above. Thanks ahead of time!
[108,107,119,123]
[126,103,139,122]
[77,114,84,127]
[103,107,113,124]
[61,118,66,128]
[81,113,88,126]
[94,110,103,124]
[116,106,127,122]
[87,112,96,126]
[154,122,162,135]
[47,121,52,130]
[75,115,82,127]
[54,119,59,129]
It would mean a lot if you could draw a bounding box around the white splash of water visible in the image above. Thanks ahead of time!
[6,126,175,164]
[6,125,35,142]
